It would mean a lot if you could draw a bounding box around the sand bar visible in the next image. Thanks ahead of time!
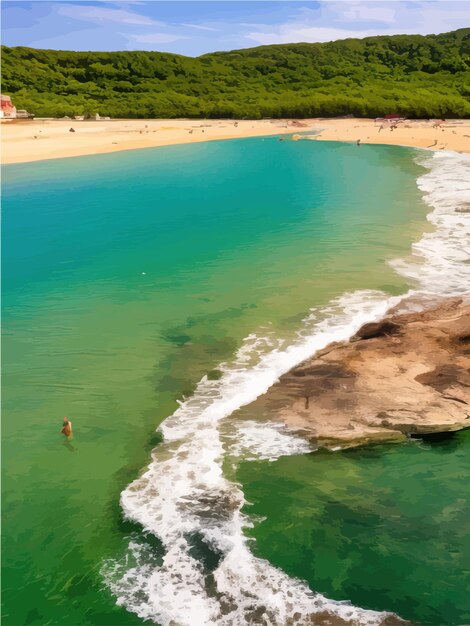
[1,117,469,164]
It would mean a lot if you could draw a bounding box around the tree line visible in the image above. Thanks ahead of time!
[2,28,469,119]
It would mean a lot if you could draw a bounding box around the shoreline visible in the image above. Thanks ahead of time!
[2,117,470,164]
[303,116,470,153]
[0,118,311,164]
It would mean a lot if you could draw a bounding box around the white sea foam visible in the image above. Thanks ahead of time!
[225,420,313,461]
[104,149,469,625]
[391,150,470,295]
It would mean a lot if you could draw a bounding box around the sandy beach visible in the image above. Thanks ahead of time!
[0,118,305,164]
[308,117,470,153]
[2,117,470,164]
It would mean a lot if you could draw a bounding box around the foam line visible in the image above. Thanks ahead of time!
[103,291,398,626]
[391,151,470,295]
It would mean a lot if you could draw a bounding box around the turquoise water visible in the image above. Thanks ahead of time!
[2,137,467,626]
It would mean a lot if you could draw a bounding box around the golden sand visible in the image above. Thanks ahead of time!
[0,118,303,164]
[1,117,469,164]
[309,117,470,153]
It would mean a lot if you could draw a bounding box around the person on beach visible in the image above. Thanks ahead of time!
[61,417,73,438]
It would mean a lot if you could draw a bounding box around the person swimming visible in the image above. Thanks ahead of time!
[61,417,72,438]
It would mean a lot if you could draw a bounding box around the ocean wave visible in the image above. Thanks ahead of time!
[103,149,469,625]
[224,420,313,462]
[102,291,397,626]
[390,150,470,295]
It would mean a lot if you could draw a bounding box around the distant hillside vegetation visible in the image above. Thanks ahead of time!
[2,29,470,118]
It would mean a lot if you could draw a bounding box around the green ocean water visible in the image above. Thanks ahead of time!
[2,137,467,626]
[237,430,470,626]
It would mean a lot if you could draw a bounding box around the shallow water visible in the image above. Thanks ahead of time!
[2,137,468,625]
[237,430,470,625]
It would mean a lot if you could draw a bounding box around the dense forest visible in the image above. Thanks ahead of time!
[2,28,470,118]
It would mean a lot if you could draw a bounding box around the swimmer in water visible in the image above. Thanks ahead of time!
[61,416,73,438]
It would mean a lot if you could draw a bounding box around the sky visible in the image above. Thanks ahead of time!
[1,0,469,56]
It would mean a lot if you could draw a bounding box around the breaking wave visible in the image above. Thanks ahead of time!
[103,149,469,625]
[390,150,470,296]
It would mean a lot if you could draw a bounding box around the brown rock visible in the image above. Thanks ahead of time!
[240,297,470,449]
[351,320,401,340]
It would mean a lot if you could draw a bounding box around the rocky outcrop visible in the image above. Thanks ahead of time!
[247,297,470,449]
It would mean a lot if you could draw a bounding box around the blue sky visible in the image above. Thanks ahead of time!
[2,0,469,56]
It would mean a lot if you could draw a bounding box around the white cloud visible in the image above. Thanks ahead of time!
[246,26,384,46]
[181,23,219,32]
[129,32,189,44]
[58,5,162,26]
[340,5,397,24]
[244,1,470,46]
[3,0,468,55]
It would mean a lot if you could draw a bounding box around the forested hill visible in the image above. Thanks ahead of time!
[2,28,470,119]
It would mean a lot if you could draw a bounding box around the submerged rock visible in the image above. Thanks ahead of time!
[250,297,470,449]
